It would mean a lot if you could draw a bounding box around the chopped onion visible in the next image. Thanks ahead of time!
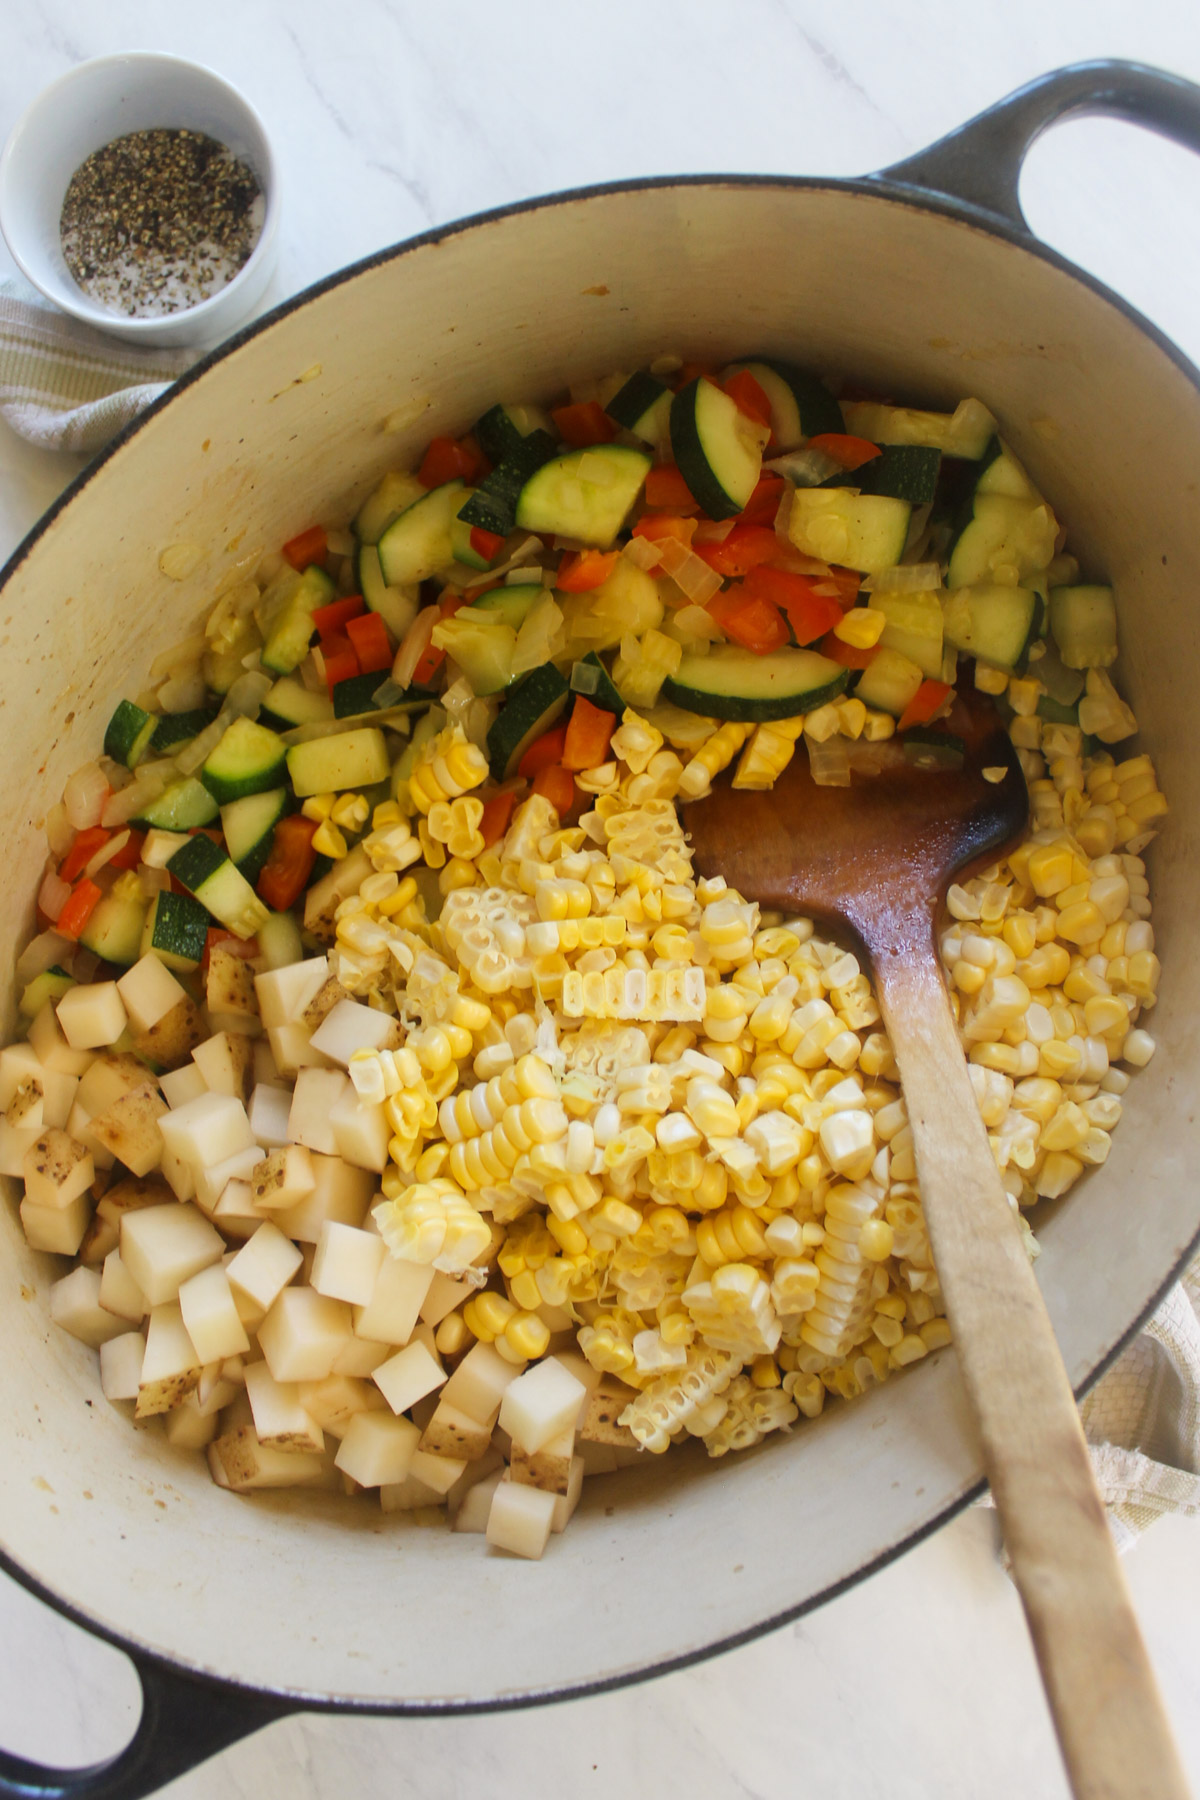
[157,667,209,713]
[672,606,723,643]
[44,803,74,858]
[511,593,565,679]
[63,762,110,830]
[326,528,356,558]
[370,677,407,709]
[175,715,227,776]
[102,761,170,827]
[806,734,851,787]
[37,867,72,923]
[665,550,722,606]
[623,536,663,571]
[224,671,272,720]
[149,634,209,682]
[72,949,101,984]
[393,606,439,691]
[846,739,893,778]
[506,566,546,585]
[16,929,73,985]
[864,562,943,594]
[298,651,326,694]
[570,660,600,696]
[84,829,131,880]
[139,865,170,895]
[767,448,844,486]
[576,452,616,487]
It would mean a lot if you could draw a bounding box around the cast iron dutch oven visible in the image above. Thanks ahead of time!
[2,59,1200,1800]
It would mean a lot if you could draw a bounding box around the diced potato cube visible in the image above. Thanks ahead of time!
[159,1063,208,1109]
[159,1147,196,1202]
[373,1338,445,1416]
[334,1410,420,1487]
[407,1448,466,1496]
[49,1264,129,1347]
[116,956,187,1033]
[248,1082,293,1148]
[0,1046,76,1131]
[76,1052,149,1115]
[250,1144,316,1211]
[287,730,389,798]
[23,1129,94,1208]
[0,1043,44,1110]
[486,1473,557,1559]
[194,1146,262,1212]
[328,1088,389,1173]
[28,1001,93,1075]
[551,1456,585,1532]
[452,1469,504,1533]
[331,1334,391,1378]
[298,1373,378,1438]
[498,1357,588,1455]
[56,982,127,1050]
[225,1221,303,1313]
[120,1203,225,1307]
[192,1032,254,1101]
[210,1426,324,1490]
[164,1392,219,1450]
[99,1330,145,1402]
[310,1000,401,1065]
[0,1116,43,1177]
[301,976,351,1030]
[99,1249,148,1323]
[271,1152,373,1243]
[7,1076,43,1132]
[258,1287,353,1383]
[136,1303,202,1415]
[78,1175,171,1267]
[579,1377,641,1446]
[20,1192,90,1255]
[417,1401,493,1462]
[510,1422,576,1495]
[130,996,206,1072]
[244,1359,325,1452]
[441,1340,525,1426]
[211,1180,262,1240]
[266,1022,331,1079]
[206,946,260,1023]
[159,1091,255,1172]
[352,1253,433,1345]
[255,957,330,1028]
[86,1084,167,1178]
[418,1271,477,1328]
[379,1473,444,1513]
[311,1220,385,1305]
[287,1067,352,1155]
[178,1263,251,1364]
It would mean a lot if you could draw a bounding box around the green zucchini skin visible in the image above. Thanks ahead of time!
[104,700,159,769]
[141,889,209,972]
[132,778,220,832]
[150,708,220,754]
[514,447,651,547]
[571,652,625,715]
[200,717,289,806]
[457,433,558,536]
[486,663,570,779]
[852,446,942,506]
[669,378,763,520]
[662,647,847,724]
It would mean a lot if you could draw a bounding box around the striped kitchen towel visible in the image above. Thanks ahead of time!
[0,274,193,455]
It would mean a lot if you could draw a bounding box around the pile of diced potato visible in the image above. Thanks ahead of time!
[2,947,643,1558]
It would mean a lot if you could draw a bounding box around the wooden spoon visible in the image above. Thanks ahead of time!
[685,689,1189,1800]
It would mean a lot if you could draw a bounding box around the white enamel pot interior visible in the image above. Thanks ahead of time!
[2,57,1200,1773]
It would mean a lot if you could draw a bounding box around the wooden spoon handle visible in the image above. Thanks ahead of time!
[874,947,1189,1800]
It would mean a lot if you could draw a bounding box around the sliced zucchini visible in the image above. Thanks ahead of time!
[141,889,209,972]
[474,403,554,465]
[851,647,925,718]
[132,777,220,832]
[354,469,426,545]
[201,716,289,805]
[663,646,847,723]
[286,728,391,798]
[605,373,672,448]
[357,543,419,640]
[431,611,517,696]
[150,708,220,755]
[872,590,945,680]
[570,651,625,715]
[947,493,1058,590]
[261,565,337,677]
[670,378,764,519]
[220,787,289,882]
[486,664,570,778]
[469,584,543,631]
[786,489,911,574]
[942,584,1040,673]
[514,446,651,547]
[902,728,966,771]
[720,359,843,448]
[378,480,467,587]
[1048,585,1118,670]
[104,700,158,769]
[260,676,335,730]
[457,433,558,537]
[203,616,262,697]
[1033,636,1086,708]
[21,966,74,1019]
[853,446,942,506]
[448,499,507,572]
[79,892,147,967]
[167,836,269,941]
[331,672,395,719]
[842,398,998,460]
[257,910,305,969]
[1036,694,1080,726]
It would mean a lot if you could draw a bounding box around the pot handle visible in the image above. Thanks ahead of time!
[0,1651,295,1800]
[872,58,1200,231]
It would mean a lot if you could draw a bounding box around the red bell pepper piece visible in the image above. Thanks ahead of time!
[321,634,361,693]
[643,465,699,512]
[56,879,102,941]
[256,814,320,913]
[898,679,954,732]
[562,696,617,770]
[707,588,791,655]
[410,592,467,688]
[551,401,619,448]
[531,764,576,817]
[737,475,787,528]
[743,565,844,645]
[632,513,697,546]
[806,433,883,472]
[346,610,393,674]
[59,826,110,884]
[692,523,781,578]
[469,525,506,564]
[418,435,484,488]
[519,722,571,780]
[479,789,518,848]
[673,361,719,388]
[556,549,619,592]
[108,829,145,871]
[722,370,773,431]
[312,594,365,636]
[819,629,881,671]
[282,525,328,571]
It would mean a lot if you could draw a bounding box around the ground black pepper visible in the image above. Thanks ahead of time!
[59,127,263,318]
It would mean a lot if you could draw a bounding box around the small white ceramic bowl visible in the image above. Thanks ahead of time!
[0,51,279,348]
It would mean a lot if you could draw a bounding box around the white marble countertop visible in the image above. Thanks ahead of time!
[2,3,1200,1796]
